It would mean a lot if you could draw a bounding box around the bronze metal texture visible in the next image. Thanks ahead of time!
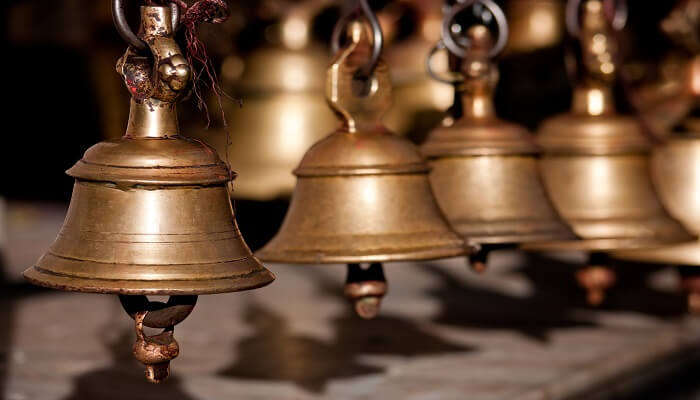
[504,0,565,54]
[200,1,338,201]
[257,21,467,264]
[132,312,179,383]
[344,263,387,319]
[23,5,274,295]
[421,25,575,251]
[521,0,691,253]
[384,1,453,139]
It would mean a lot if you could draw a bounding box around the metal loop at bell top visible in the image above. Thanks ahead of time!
[425,40,465,85]
[112,0,180,51]
[441,0,508,60]
[565,0,627,38]
[331,0,384,78]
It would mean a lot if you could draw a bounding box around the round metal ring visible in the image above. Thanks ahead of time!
[425,41,464,84]
[566,0,627,38]
[119,295,197,329]
[331,0,384,77]
[441,0,508,59]
[112,0,180,51]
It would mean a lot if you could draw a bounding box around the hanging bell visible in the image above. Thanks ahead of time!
[383,0,454,141]
[23,3,274,382]
[421,6,575,273]
[613,58,700,312]
[195,0,339,201]
[257,17,467,318]
[504,0,565,54]
[521,0,691,304]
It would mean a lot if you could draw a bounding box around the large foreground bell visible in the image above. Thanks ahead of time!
[421,25,575,272]
[24,6,273,295]
[208,2,338,200]
[521,0,690,253]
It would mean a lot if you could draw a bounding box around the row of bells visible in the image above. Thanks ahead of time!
[24,1,699,308]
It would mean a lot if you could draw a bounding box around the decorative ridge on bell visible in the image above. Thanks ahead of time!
[257,2,467,318]
[24,1,273,382]
[418,0,575,273]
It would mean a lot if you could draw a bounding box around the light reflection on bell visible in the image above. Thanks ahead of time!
[257,20,467,318]
[504,0,565,54]
[421,25,575,272]
[200,1,338,201]
[383,1,453,141]
[521,0,691,304]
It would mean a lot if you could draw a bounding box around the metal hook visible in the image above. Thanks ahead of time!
[425,40,464,84]
[112,0,180,51]
[565,0,627,38]
[331,0,384,78]
[441,0,508,59]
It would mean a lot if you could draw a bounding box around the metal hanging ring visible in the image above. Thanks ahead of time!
[441,0,508,59]
[565,0,627,38]
[425,40,464,84]
[112,0,180,51]
[331,0,384,78]
[119,295,197,329]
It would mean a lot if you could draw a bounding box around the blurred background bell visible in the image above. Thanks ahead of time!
[504,0,565,54]
[192,0,340,201]
[421,20,575,273]
[521,0,692,305]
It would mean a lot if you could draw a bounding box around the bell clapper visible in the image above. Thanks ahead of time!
[344,263,388,319]
[576,252,617,306]
[120,295,198,383]
[677,266,700,315]
[468,245,489,274]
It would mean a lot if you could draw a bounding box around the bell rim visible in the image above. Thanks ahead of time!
[464,230,578,246]
[519,236,693,252]
[611,241,700,266]
[22,264,275,295]
[256,244,468,264]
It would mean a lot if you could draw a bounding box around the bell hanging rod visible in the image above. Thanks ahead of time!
[330,0,384,78]
[565,0,627,38]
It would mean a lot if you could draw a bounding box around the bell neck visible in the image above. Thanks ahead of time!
[452,25,497,121]
[457,82,496,121]
[125,99,180,138]
[571,83,616,116]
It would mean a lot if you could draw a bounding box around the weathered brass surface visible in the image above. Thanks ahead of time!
[203,1,338,200]
[132,312,179,383]
[257,21,467,264]
[505,0,565,54]
[521,0,691,253]
[421,26,575,254]
[23,5,274,296]
[384,1,453,139]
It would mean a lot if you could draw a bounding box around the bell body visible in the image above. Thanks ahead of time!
[613,122,700,264]
[257,130,467,263]
[422,113,574,246]
[203,46,338,200]
[523,87,691,251]
[24,101,274,295]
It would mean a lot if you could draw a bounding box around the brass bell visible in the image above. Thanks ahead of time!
[613,58,700,312]
[522,0,691,304]
[504,0,565,54]
[383,0,454,141]
[23,3,274,382]
[257,17,467,319]
[421,8,575,273]
[196,0,339,200]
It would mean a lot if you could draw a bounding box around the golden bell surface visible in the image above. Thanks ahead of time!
[257,21,467,264]
[208,2,338,201]
[421,25,575,248]
[383,2,453,140]
[23,5,273,295]
[504,0,565,54]
[521,0,691,253]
